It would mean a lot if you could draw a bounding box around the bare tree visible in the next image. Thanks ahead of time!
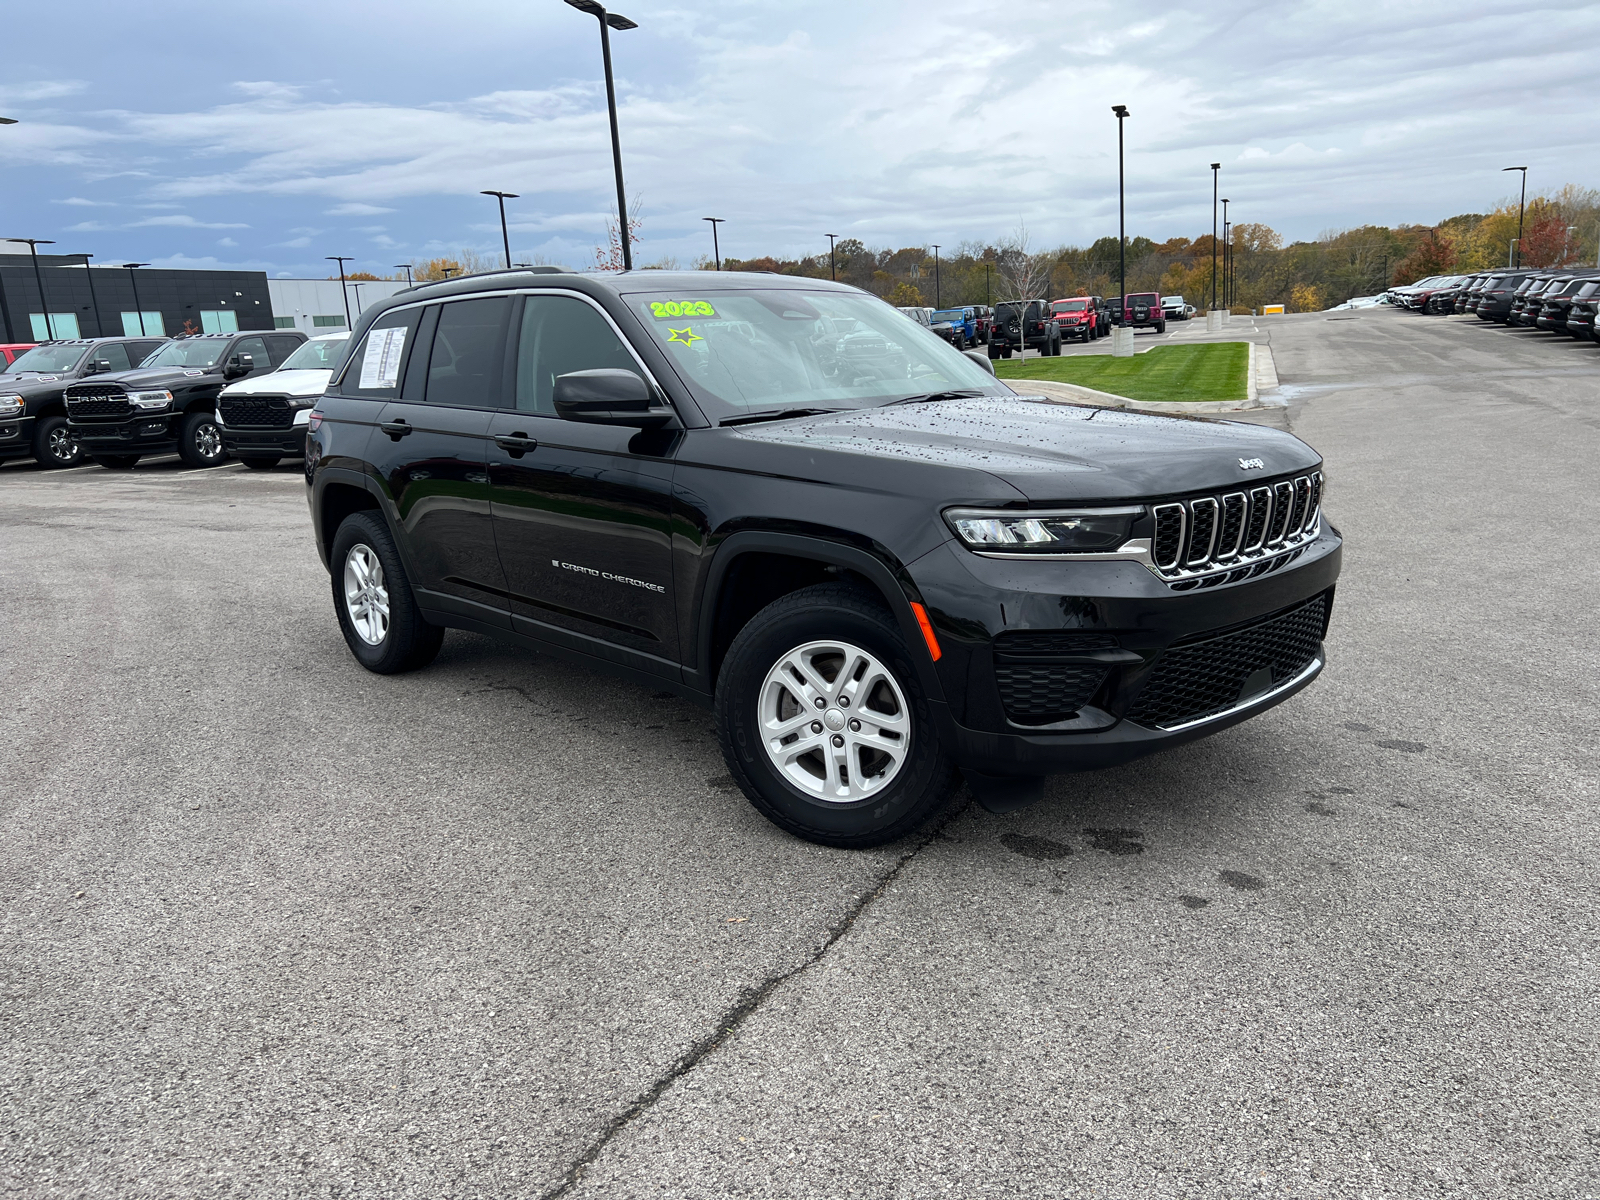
[993,222,1053,306]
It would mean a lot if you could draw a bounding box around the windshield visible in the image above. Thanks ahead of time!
[631,289,1005,419]
[5,344,89,374]
[280,335,349,371]
[1053,300,1088,312]
[141,340,227,369]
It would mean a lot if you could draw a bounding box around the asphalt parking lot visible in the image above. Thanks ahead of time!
[3,308,1598,1199]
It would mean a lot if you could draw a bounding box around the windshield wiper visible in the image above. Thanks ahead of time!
[720,407,843,427]
[885,389,987,406]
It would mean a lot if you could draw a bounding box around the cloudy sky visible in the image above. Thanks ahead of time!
[4,1,1596,277]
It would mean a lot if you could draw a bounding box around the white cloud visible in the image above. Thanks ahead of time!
[217,237,238,247]
[326,202,396,215]
[129,214,249,229]
[0,80,87,104]
[55,196,115,207]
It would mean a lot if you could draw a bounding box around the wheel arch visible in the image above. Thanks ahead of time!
[317,476,383,570]
[695,532,945,703]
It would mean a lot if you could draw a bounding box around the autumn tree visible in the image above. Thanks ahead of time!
[1391,231,1456,285]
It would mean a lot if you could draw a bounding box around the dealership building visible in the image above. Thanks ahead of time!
[0,253,410,344]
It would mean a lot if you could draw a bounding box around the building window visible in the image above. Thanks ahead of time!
[200,310,240,333]
[273,316,297,329]
[29,313,82,340]
[312,314,347,328]
[121,311,166,337]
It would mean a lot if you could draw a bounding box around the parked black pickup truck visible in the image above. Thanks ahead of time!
[66,330,305,468]
[0,337,169,468]
[305,268,1339,848]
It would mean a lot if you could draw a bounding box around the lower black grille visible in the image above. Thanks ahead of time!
[996,663,1108,725]
[220,396,294,429]
[1126,594,1328,729]
[994,631,1119,655]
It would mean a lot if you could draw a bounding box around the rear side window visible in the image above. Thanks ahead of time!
[426,297,512,409]
[512,295,639,415]
[127,340,165,365]
[338,307,422,400]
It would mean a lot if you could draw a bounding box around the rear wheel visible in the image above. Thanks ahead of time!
[1156,320,1168,334]
[92,454,140,469]
[177,410,227,468]
[716,583,959,848]
[238,456,281,470]
[987,343,1000,360]
[31,415,81,468]
[330,512,444,674]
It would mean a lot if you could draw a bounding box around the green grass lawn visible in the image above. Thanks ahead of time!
[995,341,1249,403]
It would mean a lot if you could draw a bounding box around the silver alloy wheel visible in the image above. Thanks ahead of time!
[342,544,391,646]
[194,421,223,461]
[47,426,77,463]
[758,639,911,803]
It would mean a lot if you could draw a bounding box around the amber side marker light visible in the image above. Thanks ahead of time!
[909,602,942,662]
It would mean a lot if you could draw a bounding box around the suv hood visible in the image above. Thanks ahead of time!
[220,368,332,398]
[723,396,1319,502]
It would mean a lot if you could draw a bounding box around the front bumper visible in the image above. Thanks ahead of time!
[0,415,32,459]
[911,524,1343,776]
[69,416,178,453]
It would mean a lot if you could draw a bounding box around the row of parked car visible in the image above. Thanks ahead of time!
[898,292,1179,359]
[0,329,349,471]
[1386,268,1600,338]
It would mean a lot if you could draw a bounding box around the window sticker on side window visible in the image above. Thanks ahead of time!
[649,300,717,319]
[359,327,407,388]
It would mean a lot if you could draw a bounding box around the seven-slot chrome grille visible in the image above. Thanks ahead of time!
[1150,472,1323,590]
[64,383,131,420]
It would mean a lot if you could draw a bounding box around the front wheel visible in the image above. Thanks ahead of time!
[716,583,959,848]
[330,512,445,674]
[32,415,82,468]
[953,332,966,351]
[177,410,227,468]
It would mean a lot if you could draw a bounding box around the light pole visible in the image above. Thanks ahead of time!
[703,217,724,270]
[72,253,104,336]
[124,263,150,334]
[931,244,941,308]
[1112,105,1130,330]
[826,233,838,281]
[394,263,414,286]
[1220,199,1229,309]
[565,0,638,271]
[7,238,58,339]
[1503,166,1527,268]
[1210,162,1221,314]
[442,267,458,279]
[985,260,991,305]
[326,256,353,329]
[480,191,519,268]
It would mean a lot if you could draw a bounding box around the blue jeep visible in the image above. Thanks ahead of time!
[930,306,978,350]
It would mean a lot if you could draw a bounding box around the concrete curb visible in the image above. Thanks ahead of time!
[1006,342,1285,414]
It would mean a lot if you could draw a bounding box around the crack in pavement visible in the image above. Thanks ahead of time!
[534,798,970,1199]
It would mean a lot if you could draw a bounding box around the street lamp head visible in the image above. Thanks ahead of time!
[0,117,17,125]
[6,237,55,246]
[1111,105,1128,118]
[124,262,149,269]
[604,12,637,29]
[1503,166,1527,172]
[564,0,604,14]
[1211,162,1221,170]
[481,190,520,200]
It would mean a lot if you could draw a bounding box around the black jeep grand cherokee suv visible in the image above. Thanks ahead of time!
[307,269,1339,847]
[66,330,304,468]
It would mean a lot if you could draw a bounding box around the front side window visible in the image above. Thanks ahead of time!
[426,297,511,408]
[5,344,89,374]
[90,343,133,373]
[631,288,1005,421]
[234,337,271,371]
[513,295,637,415]
[142,340,229,369]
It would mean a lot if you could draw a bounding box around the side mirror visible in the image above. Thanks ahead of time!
[91,359,113,374]
[223,354,248,379]
[553,369,671,428]
[962,348,995,377]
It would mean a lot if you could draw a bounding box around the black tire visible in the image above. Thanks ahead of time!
[716,583,959,848]
[92,454,140,469]
[1156,321,1167,334]
[177,410,227,468]
[329,511,445,674]
[953,332,966,351]
[31,415,81,468]
[987,344,1000,360]
[1079,327,1090,343]
[238,456,281,470]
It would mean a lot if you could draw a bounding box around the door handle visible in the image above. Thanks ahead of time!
[494,432,537,458]
[380,419,413,440]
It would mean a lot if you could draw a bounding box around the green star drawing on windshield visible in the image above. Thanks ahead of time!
[666,326,703,347]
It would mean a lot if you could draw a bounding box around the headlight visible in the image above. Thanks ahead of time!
[944,507,1143,554]
[128,390,173,410]
[214,407,225,427]
[0,394,22,416]
[293,408,311,427]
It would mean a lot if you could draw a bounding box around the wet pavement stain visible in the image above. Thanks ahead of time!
[1376,739,1428,753]
[1177,895,1210,910]
[1000,833,1073,861]
[1083,828,1145,856]
[1220,870,1266,891]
